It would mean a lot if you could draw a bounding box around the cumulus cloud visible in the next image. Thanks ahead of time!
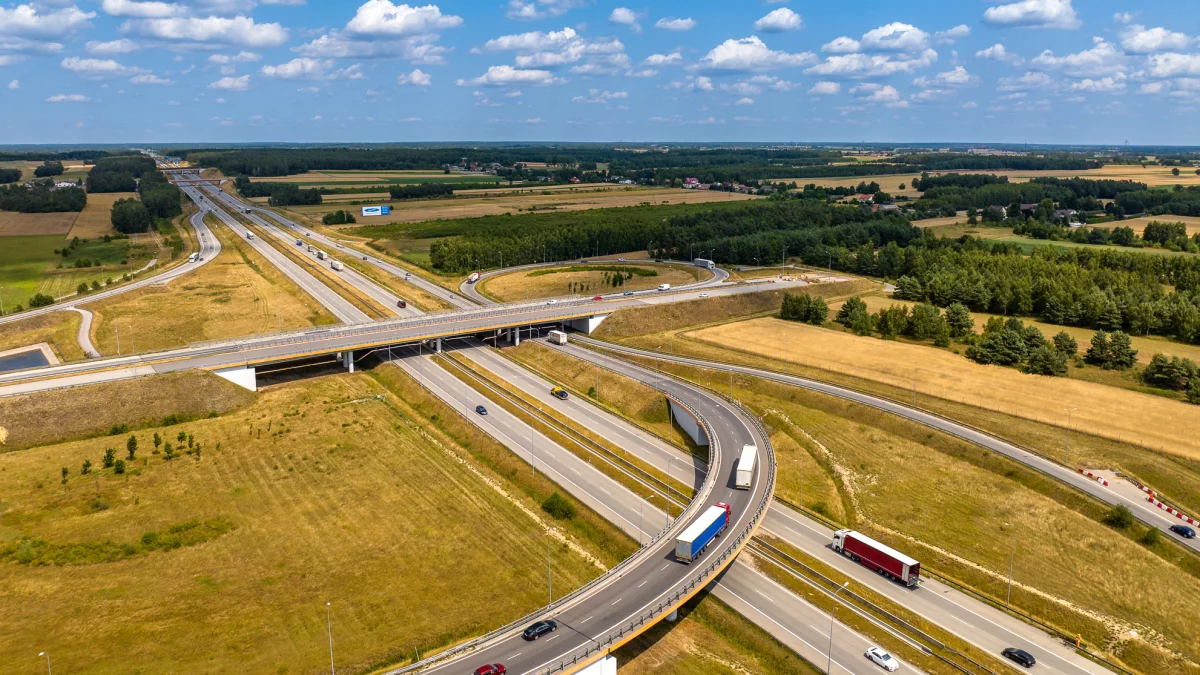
[753,8,801,33]
[655,17,696,32]
[822,36,861,54]
[344,0,462,36]
[477,27,578,53]
[808,81,840,95]
[295,33,447,63]
[608,7,640,32]
[806,49,937,78]
[571,88,627,103]
[396,67,430,85]
[61,56,145,78]
[694,36,815,72]
[505,0,585,21]
[1113,12,1134,25]
[130,73,173,84]
[860,23,929,51]
[642,52,682,67]
[734,96,753,105]
[982,0,1080,30]
[1146,53,1200,78]
[209,51,260,64]
[209,74,250,89]
[852,82,905,106]
[1070,74,1126,93]
[1030,38,1125,77]
[1119,25,1191,54]
[914,65,975,87]
[933,25,970,44]
[455,65,564,87]
[0,4,96,38]
[260,57,363,80]
[975,43,1021,63]
[125,16,289,47]
[997,71,1055,91]
[85,39,140,55]
[100,0,181,19]
[8,79,19,89]
[46,93,92,102]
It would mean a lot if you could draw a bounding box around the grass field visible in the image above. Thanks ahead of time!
[250,170,503,185]
[688,317,1200,460]
[0,211,78,236]
[0,311,84,363]
[88,218,336,355]
[0,372,609,675]
[282,187,758,226]
[1117,214,1200,236]
[0,235,64,307]
[68,191,132,239]
[479,264,703,302]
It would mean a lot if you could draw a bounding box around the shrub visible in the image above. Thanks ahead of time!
[114,459,126,475]
[1052,331,1078,354]
[28,293,54,308]
[1104,504,1135,529]
[541,492,576,520]
[103,448,116,468]
[1140,527,1161,546]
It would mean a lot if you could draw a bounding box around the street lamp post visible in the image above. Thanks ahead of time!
[326,602,335,675]
[547,539,553,604]
[1064,407,1077,464]
[39,651,51,675]
[1005,523,1016,607]
[666,457,676,522]
[827,582,849,674]
[115,326,121,356]
[129,324,135,354]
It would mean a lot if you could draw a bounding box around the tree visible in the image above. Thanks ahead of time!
[61,466,69,482]
[1172,167,1181,176]
[1104,504,1135,529]
[1023,344,1068,376]
[114,459,126,475]
[1142,353,1198,390]
[945,302,974,339]
[110,197,153,234]
[81,458,92,475]
[894,275,924,300]
[76,282,89,295]
[1189,378,1200,405]
[1108,331,1138,369]
[28,293,54,308]
[163,442,175,460]
[836,296,868,328]
[1052,331,1078,354]
[875,305,909,339]
[906,303,945,340]
[127,434,138,460]
[1085,330,1111,367]
[152,432,162,454]
[807,296,829,325]
[103,448,116,468]
[34,161,65,178]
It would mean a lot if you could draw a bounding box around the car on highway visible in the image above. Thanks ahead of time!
[362,255,368,260]
[475,405,487,415]
[522,619,557,640]
[699,292,709,298]
[618,258,626,262]
[1001,648,1036,668]
[865,646,899,672]
[473,665,505,675]
[1171,524,1196,538]
[623,290,634,296]
[546,299,557,305]
[592,295,603,301]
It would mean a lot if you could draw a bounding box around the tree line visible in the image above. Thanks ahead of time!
[86,155,158,193]
[389,183,455,200]
[0,182,86,212]
[233,176,323,205]
[0,168,21,184]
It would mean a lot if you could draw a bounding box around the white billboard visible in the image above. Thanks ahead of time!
[361,205,391,217]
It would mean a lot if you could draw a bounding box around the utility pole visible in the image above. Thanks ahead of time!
[326,602,335,675]
[827,582,849,674]
[666,457,676,522]
[781,244,787,277]
[129,324,135,354]
[1064,407,1077,464]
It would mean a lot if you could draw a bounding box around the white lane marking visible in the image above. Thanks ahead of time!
[720,586,850,673]
[661,564,670,571]
[755,589,776,604]
[509,652,522,659]
[638,580,648,588]
[545,635,558,643]
[611,597,622,606]
[580,616,592,624]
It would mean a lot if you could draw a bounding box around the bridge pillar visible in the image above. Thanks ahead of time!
[566,313,609,334]
[435,337,442,353]
[346,350,354,373]
[513,328,521,346]
[666,609,679,622]
[213,365,257,392]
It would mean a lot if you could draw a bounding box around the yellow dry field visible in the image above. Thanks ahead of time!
[0,211,78,236]
[87,221,337,355]
[778,174,921,197]
[942,164,1200,187]
[689,317,1200,459]
[1116,215,1200,236]
[286,187,758,225]
[835,295,1200,365]
[480,264,703,302]
[0,311,84,363]
[0,373,606,675]
[67,192,133,239]
[250,170,465,183]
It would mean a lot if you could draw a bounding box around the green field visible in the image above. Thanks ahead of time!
[0,235,63,307]
[0,231,157,309]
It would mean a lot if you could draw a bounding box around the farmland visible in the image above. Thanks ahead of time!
[478,263,703,302]
[0,372,610,675]
[0,211,78,236]
[67,191,133,239]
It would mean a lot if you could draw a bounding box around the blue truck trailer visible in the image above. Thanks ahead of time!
[674,503,731,563]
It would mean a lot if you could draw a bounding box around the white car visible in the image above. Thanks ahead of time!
[698,292,709,298]
[546,299,557,305]
[866,646,899,672]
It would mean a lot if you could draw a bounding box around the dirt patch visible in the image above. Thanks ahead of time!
[0,211,78,237]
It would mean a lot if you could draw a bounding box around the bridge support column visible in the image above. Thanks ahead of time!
[668,399,709,447]
[566,313,609,335]
[435,337,442,353]
[213,365,257,392]
[513,328,521,346]
[666,609,679,622]
[346,350,354,373]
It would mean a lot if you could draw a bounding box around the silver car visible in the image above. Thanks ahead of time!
[866,646,899,672]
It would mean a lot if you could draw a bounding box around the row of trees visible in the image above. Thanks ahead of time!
[111,198,154,234]
[1143,354,1200,403]
[0,182,86,212]
[233,176,323,205]
[86,155,157,193]
[137,170,182,219]
[780,292,829,324]
[389,183,455,200]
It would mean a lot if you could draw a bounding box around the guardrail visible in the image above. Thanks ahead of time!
[379,357,725,674]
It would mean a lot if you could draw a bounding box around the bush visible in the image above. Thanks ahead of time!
[780,292,828,325]
[1142,353,1198,391]
[114,459,126,475]
[1052,331,1078,354]
[111,197,153,234]
[28,293,54,308]
[1104,504,1135,529]
[541,492,576,520]
[322,209,357,225]
[1140,527,1161,546]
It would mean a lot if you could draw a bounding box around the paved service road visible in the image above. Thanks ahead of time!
[578,338,1200,555]
[65,307,98,358]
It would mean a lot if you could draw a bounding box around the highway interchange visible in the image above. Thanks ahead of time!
[2,167,1179,674]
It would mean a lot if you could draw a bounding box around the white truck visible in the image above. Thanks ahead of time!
[547,330,568,345]
[657,283,671,291]
[188,252,199,263]
[316,250,328,260]
[246,232,255,240]
[331,260,344,271]
[735,444,757,489]
[306,244,314,252]
[694,258,716,270]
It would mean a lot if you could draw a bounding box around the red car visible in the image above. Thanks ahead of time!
[592,295,603,301]
[474,665,506,675]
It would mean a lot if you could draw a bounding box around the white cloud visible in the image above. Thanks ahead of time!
[982,0,1080,30]
[975,43,1021,63]
[1031,38,1125,77]
[126,16,289,47]
[1113,12,1134,25]
[806,49,937,78]
[100,0,182,19]
[808,81,840,95]
[914,65,975,87]
[61,56,145,78]
[261,58,363,80]
[1146,53,1200,78]
[311,115,322,121]
[7,79,19,90]
[295,33,446,63]
[933,25,970,45]
[0,4,96,38]
[694,36,815,72]
[860,23,929,52]
[961,101,978,108]
[655,17,696,32]
[852,82,904,105]
[478,27,578,53]
[1119,25,1191,54]
[642,52,681,67]
[822,37,860,54]
[209,51,260,64]
[344,0,462,36]
[455,65,563,87]
[997,71,1055,91]
[505,0,584,21]
[753,8,801,33]
[86,39,141,55]
[1138,81,1166,95]
[1070,74,1126,93]
[572,88,627,103]
[396,67,430,85]
[46,93,92,102]
[0,56,27,66]
[209,74,250,89]
[608,7,640,32]
[734,96,753,105]
[525,117,542,123]
[130,73,173,84]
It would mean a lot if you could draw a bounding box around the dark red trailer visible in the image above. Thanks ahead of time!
[832,529,921,587]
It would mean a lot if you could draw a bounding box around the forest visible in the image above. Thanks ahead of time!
[0,182,87,212]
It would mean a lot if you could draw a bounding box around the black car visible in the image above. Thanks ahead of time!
[1170,524,1196,538]
[1002,648,1036,668]
[475,405,488,415]
[522,620,557,641]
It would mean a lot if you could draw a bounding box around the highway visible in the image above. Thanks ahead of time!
[0,201,221,328]
[466,341,1110,675]
[576,338,1200,555]
[459,260,732,306]
[181,184,372,325]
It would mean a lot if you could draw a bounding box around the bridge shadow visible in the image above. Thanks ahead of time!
[583,585,717,664]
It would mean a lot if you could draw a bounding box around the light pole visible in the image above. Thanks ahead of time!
[115,326,121,355]
[547,539,553,604]
[129,324,135,354]
[666,457,676,522]
[1064,407,1077,464]
[39,651,51,675]
[911,360,917,406]
[827,582,849,674]
[326,602,335,675]
[1005,523,1015,607]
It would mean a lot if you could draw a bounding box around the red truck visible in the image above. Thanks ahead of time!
[832,530,921,588]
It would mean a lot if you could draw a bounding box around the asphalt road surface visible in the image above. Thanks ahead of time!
[460,260,732,306]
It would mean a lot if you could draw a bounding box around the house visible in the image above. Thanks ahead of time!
[569,177,581,184]
[985,205,1008,218]
[1054,208,1078,219]
[683,177,700,188]
[1020,203,1039,214]
[856,194,874,204]
[877,204,900,212]
[619,179,634,185]
[54,181,77,189]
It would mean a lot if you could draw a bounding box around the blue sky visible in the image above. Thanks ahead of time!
[1,0,1198,145]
